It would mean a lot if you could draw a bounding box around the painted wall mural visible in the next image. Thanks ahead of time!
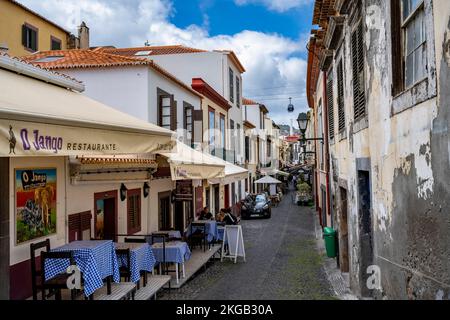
[15,168,57,244]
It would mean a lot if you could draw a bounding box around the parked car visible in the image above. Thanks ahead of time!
[241,194,272,219]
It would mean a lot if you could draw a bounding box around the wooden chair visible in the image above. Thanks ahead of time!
[123,238,148,287]
[116,248,132,282]
[40,251,76,300]
[190,222,208,252]
[30,239,51,300]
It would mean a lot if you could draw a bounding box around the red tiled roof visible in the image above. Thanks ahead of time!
[0,52,82,84]
[22,49,202,98]
[242,98,259,105]
[97,45,207,57]
[99,46,246,73]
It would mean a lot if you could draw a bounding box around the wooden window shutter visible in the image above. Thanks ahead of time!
[171,96,177,131]
[337,60,346,133]
[68,213,80,242]
[327,70,335,140]
[352,20,366,121]
[22,25,27,47]
[390,0,404,95]
[127,189,141,234]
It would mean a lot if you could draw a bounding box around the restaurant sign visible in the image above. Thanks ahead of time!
[15,168,57,244]
[1,119,175,157]
[171,163,225,181]
[174,180,194,201]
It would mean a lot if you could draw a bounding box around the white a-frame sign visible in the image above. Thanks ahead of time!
[221,225,246,263]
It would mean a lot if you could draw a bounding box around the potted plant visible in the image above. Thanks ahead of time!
[297,182,312,206]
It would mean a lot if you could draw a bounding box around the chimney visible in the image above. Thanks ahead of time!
[78,22,90,49]
[0,43,9,54]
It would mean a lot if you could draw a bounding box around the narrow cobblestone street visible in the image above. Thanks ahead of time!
[160,187,336,300]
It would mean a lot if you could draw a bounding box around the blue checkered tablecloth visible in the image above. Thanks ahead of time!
[151,241,191,264]
[115,243,156,283]
[44,240,120,297]
[185,221,219,242]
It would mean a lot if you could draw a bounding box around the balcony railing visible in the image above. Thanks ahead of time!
[211,147,236,164]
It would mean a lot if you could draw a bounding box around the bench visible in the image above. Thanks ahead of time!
[134,275,171,300]
[89,283,137,300]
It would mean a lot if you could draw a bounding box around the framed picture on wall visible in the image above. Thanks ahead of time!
[15,168,57,244]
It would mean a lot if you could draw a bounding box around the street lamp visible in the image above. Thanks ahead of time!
[297,112,323,143]
[297,112,309,135]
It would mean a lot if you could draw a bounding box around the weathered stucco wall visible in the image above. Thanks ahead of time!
[326,0,450,299]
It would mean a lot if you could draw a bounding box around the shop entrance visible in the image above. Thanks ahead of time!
[224,184,230,208]
[94,190,118,241]
[214,185,220,214]
[339,187,350,273]
[159,191,172,230]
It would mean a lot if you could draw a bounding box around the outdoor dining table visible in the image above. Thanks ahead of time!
[115,242,156,283]
[44,240,120,297]
[151,241,191,284]
[185,220,219,243]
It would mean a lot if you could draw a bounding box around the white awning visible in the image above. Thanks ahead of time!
[159,142,225,181]
[0,68,175,157]
[255,176,282,184]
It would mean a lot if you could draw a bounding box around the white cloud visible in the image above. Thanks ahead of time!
[234,0,313,12]
[19,0,309,125]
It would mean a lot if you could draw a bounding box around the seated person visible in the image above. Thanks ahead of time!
[216,209,226,223]
[199,206,213,220]
[223,210,239,225]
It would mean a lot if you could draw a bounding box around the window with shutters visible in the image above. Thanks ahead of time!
[220,114,226,148]
[229,68,234,103]
[337,59,346,134]
[390,0,436,115]
[209,107,215,148]
[351,19,366,122]
[327,68,335,141]
[245,136,250,162]
[184,103,194,146]
[158,91,176,131]
[236,77,241,108]
[22,23,38,52]
[127,189,141,234]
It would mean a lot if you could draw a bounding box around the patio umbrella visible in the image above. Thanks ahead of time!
[254,176,282,184]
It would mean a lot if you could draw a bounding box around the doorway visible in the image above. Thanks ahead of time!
[159,192,172,230]
[358,170,373,296]
[214,185,220,214]
[174,201,184,233]
[321,186,327,227]
[339,187,350,273]
[224,184,230,208]
[94,190,118,241]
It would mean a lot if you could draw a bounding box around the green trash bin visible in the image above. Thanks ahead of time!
[323,227,337,258]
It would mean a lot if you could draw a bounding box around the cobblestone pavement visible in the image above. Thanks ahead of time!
[159,188,336,300]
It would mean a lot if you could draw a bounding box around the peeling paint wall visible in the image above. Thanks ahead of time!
[322,0,450,299]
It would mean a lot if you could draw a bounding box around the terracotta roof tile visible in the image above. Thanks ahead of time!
[242,98,260,105]
[1,52,82,84]
[22,49,202,98]
[98,45,207,57]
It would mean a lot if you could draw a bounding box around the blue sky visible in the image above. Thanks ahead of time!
[20,0,314,126]
[171,0,312,48]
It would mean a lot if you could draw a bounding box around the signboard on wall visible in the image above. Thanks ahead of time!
[15,168,57,244]
[174,180,193,201]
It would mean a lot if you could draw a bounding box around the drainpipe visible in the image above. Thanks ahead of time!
[322,72,332,228]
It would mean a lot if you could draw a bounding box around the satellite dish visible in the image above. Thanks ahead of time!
[287,97,295,113]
